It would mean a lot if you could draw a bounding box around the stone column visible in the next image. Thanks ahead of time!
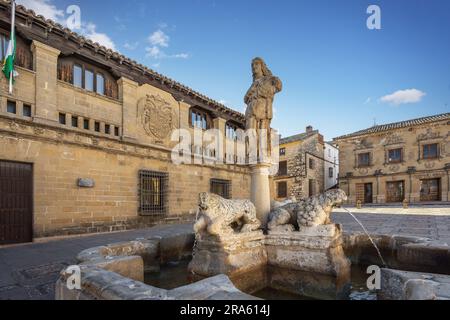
[250,163,272,227]
[118,77,138,142]
[213,117,227,163]
[31,40,60,125]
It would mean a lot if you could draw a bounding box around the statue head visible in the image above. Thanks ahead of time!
[252,57,273,81]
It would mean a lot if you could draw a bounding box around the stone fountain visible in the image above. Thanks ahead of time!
[188,58,351,299]
[55,58,450,301]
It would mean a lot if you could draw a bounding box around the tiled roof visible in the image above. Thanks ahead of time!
[280,130,318,144]
[334,113,450,140]
[0,0,245,122]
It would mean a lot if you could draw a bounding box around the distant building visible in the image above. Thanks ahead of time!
[334,113,450,204]
[324,142,339,190]
[271,126,325,201]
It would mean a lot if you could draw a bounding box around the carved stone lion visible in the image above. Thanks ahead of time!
[193,193,261,236]
[267,189,348,232]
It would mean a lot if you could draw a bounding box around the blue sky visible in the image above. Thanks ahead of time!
[18,0,450,140]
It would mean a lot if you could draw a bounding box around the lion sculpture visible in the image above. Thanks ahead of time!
[193,193,261,236]
[267,189,348,232]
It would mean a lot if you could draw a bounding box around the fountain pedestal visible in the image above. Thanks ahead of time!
[250,163,272,227]
[188,231,267,293]
[265,224,351,300]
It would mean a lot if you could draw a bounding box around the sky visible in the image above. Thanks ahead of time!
[17,0,450,141]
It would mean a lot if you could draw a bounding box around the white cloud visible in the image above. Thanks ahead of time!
[380,89,426,105]
[146,46,163,59]
[364,97,372,105]
[17,1,116,51]
[146,28,188,61]
[172,53,189,59]
[149,30,169,47]
[82,23,116,51]
[16,0,64,22]
[218,100,227,105]
[145,46,188,60]
[123,42,139,51]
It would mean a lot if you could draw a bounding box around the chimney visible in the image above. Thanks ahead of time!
[306,125,313,134]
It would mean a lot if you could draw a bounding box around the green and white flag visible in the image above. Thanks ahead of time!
[3,1,18,94]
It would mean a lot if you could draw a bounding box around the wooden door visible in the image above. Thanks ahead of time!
[386,181,405,203]
[0,161,33,244]
[420,179,440,202]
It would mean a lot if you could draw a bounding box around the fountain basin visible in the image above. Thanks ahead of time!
[56,229,450,300]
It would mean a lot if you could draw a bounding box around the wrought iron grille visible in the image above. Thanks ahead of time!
[139,170,168,216]
[210,179,232,199]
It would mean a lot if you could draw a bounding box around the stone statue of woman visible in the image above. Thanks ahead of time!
[244,58,282,159]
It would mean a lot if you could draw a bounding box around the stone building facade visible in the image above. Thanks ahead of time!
[334,113,450,205]
[0,2,250,244]
[271,126,325,201]
[324,142,339,190]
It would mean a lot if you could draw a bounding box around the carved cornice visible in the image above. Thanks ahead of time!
[0,115,250,174]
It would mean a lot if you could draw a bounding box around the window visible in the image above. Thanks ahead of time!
[62,59,117,98]
[71,116,78,128]
[190,108,210,130]
[59,113,66,125]
[105,124,111,135]
[114,126,119,136]
[358,153,371,167]
[279,161,288,176]
[85,69,94,92]
[83,119,90,130]
[0,34,9,62]
[211,179,232,199]
[139,170,168,215]
[73,64,82,88]
[423,144,439,160]
[7,100,16,114]
[388,148,403,163]
[309,158,315,170]
[226,123,239,140]
[309,179,315,197]
[329,167,334,178]
[23,104,32,117]
[96,73,105,95]
[94,122,100,132]
[277,181,287,198]
[280,148,286,156]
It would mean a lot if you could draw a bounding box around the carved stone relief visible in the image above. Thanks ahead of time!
[418,128,440,141]
[383,133,404,146]
[137,94,178,140]
[354,138,373,150]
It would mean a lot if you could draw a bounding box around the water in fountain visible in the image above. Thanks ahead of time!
[342,207,387,267]
[190,208,201,275]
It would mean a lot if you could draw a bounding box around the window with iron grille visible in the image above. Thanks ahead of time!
[277,181,287,198]
[278,161,288,176]
[309,158,315,170]
[139,170,168,216]
[210,179,232,199]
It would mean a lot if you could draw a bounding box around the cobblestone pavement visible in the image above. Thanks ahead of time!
[0,224,192,300]
[1,205,449,300]
[332,205,450,245]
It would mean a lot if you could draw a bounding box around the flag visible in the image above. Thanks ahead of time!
[2,1,18,94]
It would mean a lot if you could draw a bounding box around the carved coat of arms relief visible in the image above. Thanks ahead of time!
[137,94,178,141]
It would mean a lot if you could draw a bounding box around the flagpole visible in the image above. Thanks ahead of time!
[8,0,15,95]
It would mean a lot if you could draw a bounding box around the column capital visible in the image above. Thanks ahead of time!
[31,40,61,56]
